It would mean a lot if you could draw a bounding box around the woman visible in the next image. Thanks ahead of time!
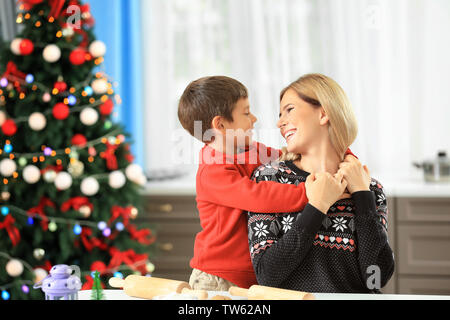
[247,73,395,293]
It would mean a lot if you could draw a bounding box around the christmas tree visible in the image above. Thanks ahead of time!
[0,0,156,300]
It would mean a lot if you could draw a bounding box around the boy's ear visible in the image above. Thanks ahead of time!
[211,115,225,130]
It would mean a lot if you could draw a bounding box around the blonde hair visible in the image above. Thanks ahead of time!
[279,73,358,161]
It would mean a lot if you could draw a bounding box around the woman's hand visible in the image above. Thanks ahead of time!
[305,171,348,214]
[337,155,371,194]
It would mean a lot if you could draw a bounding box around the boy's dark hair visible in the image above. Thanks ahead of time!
[178,76,248,142]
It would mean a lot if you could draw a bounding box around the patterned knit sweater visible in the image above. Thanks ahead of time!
[247,160,395,293]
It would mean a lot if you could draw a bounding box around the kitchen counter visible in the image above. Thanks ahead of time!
[141,172,450,198]
[79,289,450,300]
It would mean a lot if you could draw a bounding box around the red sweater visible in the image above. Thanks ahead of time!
[191,141,309,288]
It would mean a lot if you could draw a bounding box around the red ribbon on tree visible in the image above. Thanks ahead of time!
[18,0,44,10]
[0,215,21,246]
[64,2,94,48]
[126,224,155,246]
[107,247,148,275]
[79,227,108,252]
[61,196,93,213]
[36,260,53,272]
[124,145,135,163]
[108,205,132,227]
[1,61,27,92]
[40,164,64,175]
[19,0,66,18]
[48,0,65,18]
[101,142,119,170]
[27,197,55,231]
[81,275,93,290]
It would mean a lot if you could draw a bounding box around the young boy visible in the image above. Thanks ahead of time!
[177,76,348,290]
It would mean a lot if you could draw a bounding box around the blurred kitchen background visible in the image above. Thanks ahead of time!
[1,0,449,295]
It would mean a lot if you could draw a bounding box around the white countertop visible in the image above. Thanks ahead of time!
[79,289,450,300]
[141,172,450,198]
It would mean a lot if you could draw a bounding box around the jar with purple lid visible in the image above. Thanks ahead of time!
[33,264,82,300]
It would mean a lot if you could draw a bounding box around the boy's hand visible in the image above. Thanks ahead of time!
[305,172,348,214]
[338,155,371,194]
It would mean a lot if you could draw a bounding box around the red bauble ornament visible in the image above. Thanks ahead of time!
[69,48,86,65]
[72,134,87,147]
[99,99,114,116]
[90,261,106,274]
[52,102,69,120]
[19,39,34,55]
[53,81,67,93]
[2,119,17,136]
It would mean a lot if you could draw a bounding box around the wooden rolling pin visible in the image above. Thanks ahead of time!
[109,275,208,300]
[229,285,315,300]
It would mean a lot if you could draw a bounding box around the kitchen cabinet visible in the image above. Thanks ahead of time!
[392,197,450,295]
[141,187,450,294]
[140,195,200,281]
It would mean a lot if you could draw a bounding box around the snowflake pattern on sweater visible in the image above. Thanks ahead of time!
[247,160,394,293]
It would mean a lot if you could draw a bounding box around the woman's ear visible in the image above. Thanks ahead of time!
[318,108,329,126]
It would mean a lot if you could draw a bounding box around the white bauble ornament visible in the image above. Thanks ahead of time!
[0,158,17,177]
[54,171,72,190]
[1,191,11,201]
[91,78,108,94]
[146,262,155,273]
[33,268,48,283]
[33,248,45,260]
[68,159,84,178]
[89,40,106,58]
[6,259,24,277]
[23,165,41,184]
[10,38,23,55]
[28,112,47,131]
[0,110,6,126]
[62,27,74,37]
[109,170,126,189]
[42,92,51,102]
[137,174,147,186]
[80,107,98,126]
[43,170,57,183]
[79,205,92,218]
[42,44,61,63]
[80,177,99,196]
[125,163,143,182]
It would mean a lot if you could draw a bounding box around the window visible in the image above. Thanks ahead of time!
[141,0,450,179]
